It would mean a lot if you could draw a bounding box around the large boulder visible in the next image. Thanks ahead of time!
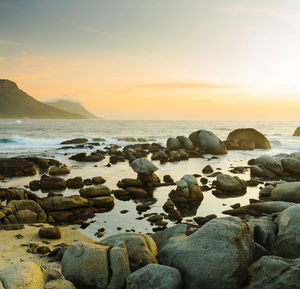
[176,136,194,150]
[157,217,254,289]
[254,155,283,176]
[130,158,158,176]
[40,175,66,190]
[271,182,300,203]
[282,157,300,176]
[293,127,300,136]
[272,204,300,258]
[166,138,182,151]
[189,130,227,155]
[79,185,111,198]
[40,196,89,212]
[246,256,300,289]
[49,166,70,176]
[101,232,158,271]
[126,264,182,289]
[215,174,246,193]
[226,128,271,149]
[61,241,130,289]
[0,262,47,289]
[0,158,36,177]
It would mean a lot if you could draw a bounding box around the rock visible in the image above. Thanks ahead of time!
[216,174,247,193]
[29,180,40,191]
[259,185,274,198]
[39,226,61,239]
[223,201,294,217]
[176,136,194,150]
[47,269,62,281]
[0,261,47,289]
[137,172,160,184]
[202,165,213,174]
[69,152,105,162]
[189,130,227,155]
[271,182,300,202]
[272,204,300,258]
[226,128,271,149]
[157,217,254,289]
[0,158,36,177]
[113,189,130,201]
[117,178,143,188]
[166,138,182,151]
[163,199,175,213]
[163,175,174,183]
[250,164,278,179]
[40,175,66,190]
[118,137,136,142]
[62,241,130,289]
[125,187,148,198]
[246,256,300,289]
[101,232,158,271]
[282,157,300,176]
[126,264,182,289]
[168,209,182,221]
[61,138,88,144]
[254,155,283,176]
[130,158,158,175]
[49,166,70,176]
[92,176,106,184]
[45,279,77,289]
[293,127,300,136]
[79,185,111,198]
[152,224,187,252]
[40,196,89,211]
[67,177,84,189]
[147,214,163,223]
[88,196,114,208]
[193,214,217,226]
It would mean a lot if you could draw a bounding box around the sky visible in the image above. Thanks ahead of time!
[1,0,300,120]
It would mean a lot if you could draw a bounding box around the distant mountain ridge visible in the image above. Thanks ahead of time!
[46,99,100,119]
[0,79,85,119]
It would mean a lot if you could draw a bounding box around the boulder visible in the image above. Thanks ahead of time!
[226,128,271,149]
[282,157,300,176]
[45,279,76,289]
[216,174,246,193]
[272,204,300,258]
[88,196,114,208]
[40,175,66,190]
[79,185,111,198]
[189,130,227,155]
[254,155,283,176]
[92,176,106,185]
[157,217,253,289]
[40,196,89,212]
[166,138,182,151]
[62,241,130,289]
[61,138,88,144]
[29,180,40,191]
[293,127,300,136]
[101,232,158,271]
[39,226,61,239]
[125,187,148,198]
[250,164,278,179]
[271,182,300,203]
[246,256,300,289]
[67,177,84,189]
[0,262,47,289]
[126,264,182,289]
[49,166,70,176]
[176,136,194,150]
[130,158,158,176]
[0,158,36,177]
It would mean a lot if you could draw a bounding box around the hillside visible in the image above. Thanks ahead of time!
[46,99,100,119]
[0,80,85,119]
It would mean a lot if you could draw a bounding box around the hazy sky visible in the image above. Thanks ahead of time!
[1,0,300,120]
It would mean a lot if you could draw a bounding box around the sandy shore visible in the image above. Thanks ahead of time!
[0,224,94,270]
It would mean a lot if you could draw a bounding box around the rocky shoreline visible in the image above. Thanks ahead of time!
[1,127,300,288]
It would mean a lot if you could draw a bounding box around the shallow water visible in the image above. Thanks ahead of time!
[1,119,300,239]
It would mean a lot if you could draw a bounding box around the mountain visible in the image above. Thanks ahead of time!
[0,79,85,119]
[46,99,100,119]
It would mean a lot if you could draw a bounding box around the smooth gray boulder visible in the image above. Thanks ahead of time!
[0,262,48,289]
[282,157,300,176]
[157,217,254,289]
[272,204,300,258]
[254,155,283,176]
[271,182,300,203]
[189,130,227,155]
[245,256,300,289]
[130,158,158,176]
[290,151,300,160]
[176,136,194,150]
[61,241,130,289]
[126,264,182,289]
[101,232,158,271]
[166,138,182,151]
[216,174,246,193]
[250,164,277,179]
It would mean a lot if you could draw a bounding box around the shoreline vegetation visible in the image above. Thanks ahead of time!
[0,126,300,288]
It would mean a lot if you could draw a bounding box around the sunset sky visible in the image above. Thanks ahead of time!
[1,0,300,120]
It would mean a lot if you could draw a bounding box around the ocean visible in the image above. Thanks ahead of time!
[1,119,300,239]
